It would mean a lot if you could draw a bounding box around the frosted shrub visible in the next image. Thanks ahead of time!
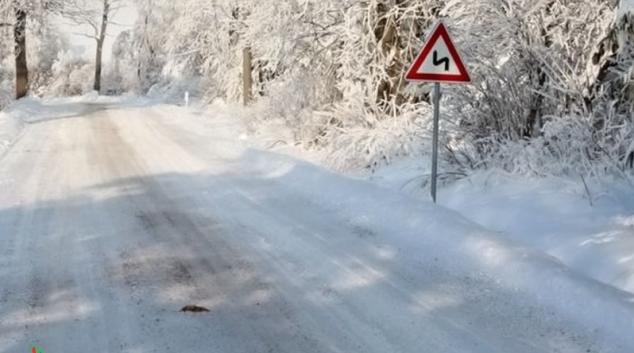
[319,102,431,171]
[45,51,94,96]
[441,0,631,177]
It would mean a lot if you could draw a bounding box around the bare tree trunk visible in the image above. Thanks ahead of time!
[374,3,401,108]
[14,2,28,99]
[242,46,253,106]
[524,1,555,138]
[374,0,421,111]
[94,0,110,93]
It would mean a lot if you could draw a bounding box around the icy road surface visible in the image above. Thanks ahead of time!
[1,100,633,353]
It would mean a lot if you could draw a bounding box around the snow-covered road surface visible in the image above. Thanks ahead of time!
[1,101,633,353]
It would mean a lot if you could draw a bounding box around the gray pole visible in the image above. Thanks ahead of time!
[431,83,441,203]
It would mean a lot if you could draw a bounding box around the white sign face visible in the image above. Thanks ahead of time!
[406,21,471,83]
[416,37,462,76]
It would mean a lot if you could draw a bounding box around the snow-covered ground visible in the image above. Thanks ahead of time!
[1,98,634,352]
[359,156,634,295]
[214,99,634,296]
[0,101,27,157]
[443,175,634,292]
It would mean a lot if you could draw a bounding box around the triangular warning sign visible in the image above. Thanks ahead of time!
[406,21,471,83]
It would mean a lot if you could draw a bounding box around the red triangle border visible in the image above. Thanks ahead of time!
[406,21,471,83]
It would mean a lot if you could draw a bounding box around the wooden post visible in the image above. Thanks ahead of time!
[243,46,253,106]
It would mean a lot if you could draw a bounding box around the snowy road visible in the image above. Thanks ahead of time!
[1,101,633,353]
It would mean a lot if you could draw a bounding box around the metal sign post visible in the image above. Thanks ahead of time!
[405,20,471,203]
[431,83,441,203]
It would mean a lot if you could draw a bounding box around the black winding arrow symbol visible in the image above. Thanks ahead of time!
[433,51,450,71]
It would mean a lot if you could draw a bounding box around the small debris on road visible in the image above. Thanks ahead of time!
[180,305,210,313]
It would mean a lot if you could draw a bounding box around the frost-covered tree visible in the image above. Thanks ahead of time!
[45,50,94,96]
[122,0,634,177]
[0,0,66,100]
[584,0,634,170]
[59,0,123,92]
[131,0,164,92]
[441,0,619,175]
[28,16,68,93]
[0,0,31,99]
[109,29,134,91]
[122,1,444,168]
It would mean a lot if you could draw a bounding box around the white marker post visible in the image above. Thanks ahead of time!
[405,20,471,203]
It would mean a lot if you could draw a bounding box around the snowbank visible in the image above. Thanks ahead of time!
[441,173,634,292]
[195,102,634,297]
[0,99,33,157]
[161,105,634,348]
[369,162,634,294]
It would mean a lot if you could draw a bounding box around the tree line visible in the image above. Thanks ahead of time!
[1,0,120,99]
[2,0,633,179]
